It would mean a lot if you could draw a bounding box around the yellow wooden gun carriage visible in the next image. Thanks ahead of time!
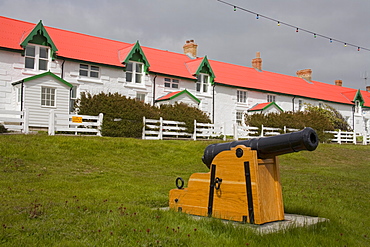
[169,128,319,224]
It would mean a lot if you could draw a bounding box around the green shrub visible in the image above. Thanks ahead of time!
[245,104,350,142]
[0,123,7,133]
[159,103,211,133]
[76,93,211,137]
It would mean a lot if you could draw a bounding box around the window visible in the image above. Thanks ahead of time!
[267,95,275,102]
[237,90,247,103]
[355,100,361,114]
[196,74,209,93]
[25,45,49,71]
[126,62,144,84]
[236,111,244,125]
[136,93,145,102]
[69,86,77,112]
[164,78,179,89]
[41,87,55,107]
[79,64,100,78]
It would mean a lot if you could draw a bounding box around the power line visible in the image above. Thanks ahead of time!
[217,0,370,52]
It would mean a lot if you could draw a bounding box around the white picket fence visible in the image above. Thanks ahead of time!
[234,124,300,140]
[0,108,29,134]
[323,130,368,145]
[193,120,225,141]
[142,117,224,140]
[48,110,103,136]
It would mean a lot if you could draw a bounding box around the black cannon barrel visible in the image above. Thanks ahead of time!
[202,127,319,168]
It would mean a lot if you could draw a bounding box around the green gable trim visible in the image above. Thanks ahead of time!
[195,56,215,84]
[353,89,364,106]
[248,102,284,113]
[123,41,150,73]
[12,71,73,88]
[158,90,200,104]
[20,20,58,58]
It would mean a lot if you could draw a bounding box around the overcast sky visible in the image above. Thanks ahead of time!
[2,0,370,90]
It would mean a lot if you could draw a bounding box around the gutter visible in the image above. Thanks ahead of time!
[152,74,157,106]
[212,84,215,123]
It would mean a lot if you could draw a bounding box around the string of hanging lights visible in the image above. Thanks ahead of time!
[217,0,370,52]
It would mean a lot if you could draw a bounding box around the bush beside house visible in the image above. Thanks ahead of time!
[77,92,211,137]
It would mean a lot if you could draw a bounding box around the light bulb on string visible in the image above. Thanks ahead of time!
[233,6,236,11]
[256,14,259,19]
[344,43,347,47]
[313,33,317,38]
[330,39,333,43]
[296,28,299,33]
[358,47,361,51]
[277,21,280,26]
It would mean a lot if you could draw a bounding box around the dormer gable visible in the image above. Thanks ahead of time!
[186,56,215,83]
[20,20,57,59]
[120,41,150,73]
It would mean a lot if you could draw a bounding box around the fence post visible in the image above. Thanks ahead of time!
[97,113,103,137]
[284,126,287,133]
[222,122,226,141]
[260,125,264,137]
[23,108,29,134]
[142,116,146,140]
[233,123,238,140]
[159,117,163,140]
[353,131,356,145]
[193,119,197,141]
[48,109,55,136]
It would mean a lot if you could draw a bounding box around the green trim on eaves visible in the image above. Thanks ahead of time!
[151,72,197,82]
[12,71,73,88]
[157,89,200,104]
[20,20,58,58]
[353,89,365,106]
[123,41,150,73]
[195,56,215,84]
[248,102,284,112]
[214,82,368,108]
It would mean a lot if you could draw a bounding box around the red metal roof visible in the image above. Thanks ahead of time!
[248,102,272,111]
[1,16,370,107]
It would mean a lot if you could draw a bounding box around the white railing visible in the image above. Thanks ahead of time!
[233,124,259,140]
[193,120,225,140]
[48,110,103,136]
[0,108,29,134]
[261,125,281,136]
[142,117,191,140]
[324,130,361,144]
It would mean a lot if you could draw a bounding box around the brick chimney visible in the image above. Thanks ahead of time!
[183,40,198,59]
[366,86,370,92]
[251,52,262,71]
[296,69,312,82]
[335,80,343,86]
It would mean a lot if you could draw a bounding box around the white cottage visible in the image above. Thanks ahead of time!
[1,16,370,135]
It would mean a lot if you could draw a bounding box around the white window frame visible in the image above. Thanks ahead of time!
[355,100,361,115]
[79,64,100,78]
[237,90,247,103]
[164,78,180,89]
[196,74,210,93]
[136,92,146,102]
[126,61,144,84]
[267,94,276,102]
[41,87,56,107]
[236,111,244,126]
[25,45,50,71]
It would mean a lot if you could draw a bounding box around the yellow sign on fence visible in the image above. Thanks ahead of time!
[72,116,83,123]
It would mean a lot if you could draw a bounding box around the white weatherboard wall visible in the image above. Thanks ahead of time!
[23,75,71,128]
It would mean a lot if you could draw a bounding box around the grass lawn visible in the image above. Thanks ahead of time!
[0,134,369,246]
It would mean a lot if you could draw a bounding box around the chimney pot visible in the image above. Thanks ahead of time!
[335,80,343,86]
[183,40,198,59]
[251,52,262,71]
[296,69,312,82]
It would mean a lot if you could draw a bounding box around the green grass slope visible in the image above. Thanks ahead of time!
[0,135,369,246]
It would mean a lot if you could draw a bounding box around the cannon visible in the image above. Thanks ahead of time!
[169,127,319,224]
